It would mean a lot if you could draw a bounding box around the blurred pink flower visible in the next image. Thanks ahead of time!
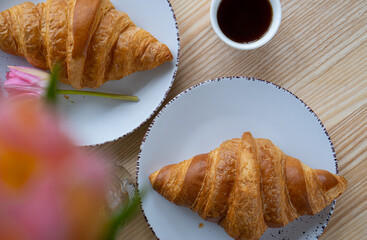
[3,66,50,100]
[0,100,109,240]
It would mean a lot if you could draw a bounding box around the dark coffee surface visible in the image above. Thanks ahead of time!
[217,0,273,43]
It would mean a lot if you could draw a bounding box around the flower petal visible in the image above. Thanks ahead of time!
[8,67,41,84]
[4,82,42,97]
[4,76,29,86]
[8,66,50,82]
[9,93,41,100]
[5,71,16,80]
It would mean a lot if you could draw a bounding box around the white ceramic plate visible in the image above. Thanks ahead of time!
[0,0,179,146]
[137,77,339,240]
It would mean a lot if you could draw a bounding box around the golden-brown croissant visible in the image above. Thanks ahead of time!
[0,0,173,89]
[149,132,347,240]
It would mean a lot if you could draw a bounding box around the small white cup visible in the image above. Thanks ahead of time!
[210,0,282,50]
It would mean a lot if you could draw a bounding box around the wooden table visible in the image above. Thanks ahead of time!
[94,0,367,239]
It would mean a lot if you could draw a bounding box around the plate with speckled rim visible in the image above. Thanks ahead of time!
[0,0,179,146]
[137,77,340,240]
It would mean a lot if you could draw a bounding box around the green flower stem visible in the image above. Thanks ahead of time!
[57,90,139,102]
[45,64,60,105]
[102,191,143,240]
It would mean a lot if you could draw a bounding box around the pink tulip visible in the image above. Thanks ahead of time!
[0,100,109,240]
[2,66,138,101]
[3,66,50,100]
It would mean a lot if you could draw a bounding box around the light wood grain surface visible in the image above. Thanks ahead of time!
[94,0,367,239]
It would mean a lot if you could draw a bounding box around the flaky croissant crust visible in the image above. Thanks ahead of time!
[150,132,347,240]
[0,0,173,89]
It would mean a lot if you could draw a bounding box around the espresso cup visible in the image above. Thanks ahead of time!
[210,0,282,50]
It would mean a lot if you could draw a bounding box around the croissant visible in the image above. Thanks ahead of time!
[0,0,173,89]
[150,132,348,240]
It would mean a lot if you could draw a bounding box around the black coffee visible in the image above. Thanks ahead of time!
[217,0,273,43]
